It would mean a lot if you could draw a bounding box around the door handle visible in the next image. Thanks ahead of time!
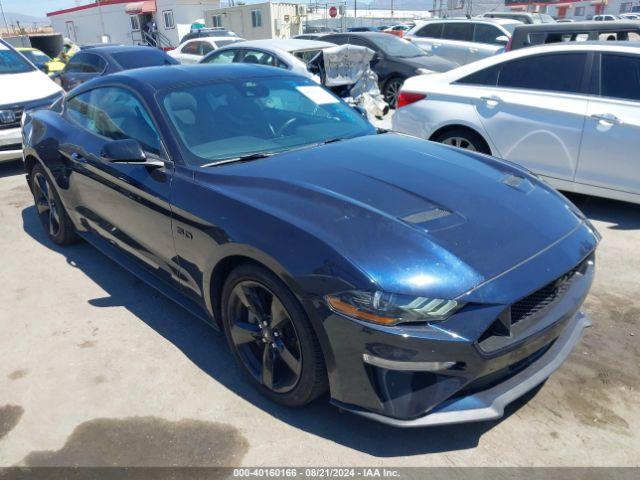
[591,113,621,125]
[480,95,502,106]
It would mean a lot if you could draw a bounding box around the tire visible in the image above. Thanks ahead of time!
[383,77,404,109]
[433,128,491,154]
[221,263,327,407]
[30,163,78,246]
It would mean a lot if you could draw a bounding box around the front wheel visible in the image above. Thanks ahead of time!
[30,164,78,245]
[433,128,490,154]
[221,264,327,407]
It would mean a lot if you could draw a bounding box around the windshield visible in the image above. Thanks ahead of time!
[160,76,376,166]
[0,46,35,74]
[112,50,178,70]
[369,35,425,58]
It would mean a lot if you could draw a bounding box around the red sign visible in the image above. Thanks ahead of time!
[329,6,338,18]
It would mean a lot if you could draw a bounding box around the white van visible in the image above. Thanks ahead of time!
[0,39,64,163]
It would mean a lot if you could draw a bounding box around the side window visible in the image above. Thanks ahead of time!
[498,53,587,94]
[601,53,640,101]
[442,23,473,42]
[67,87,161,155]
[82,53,106,73]
[415,22,443,38]
[241,49,285,68]
[64,55,85,73]
[457,65,500,86]
[66,52,105,73]
[348,37,374,50]
[474,24,505,45]
[181,41,200,55]
[323,35,349,45]
[203,49,237,64]
[200,43,214,56]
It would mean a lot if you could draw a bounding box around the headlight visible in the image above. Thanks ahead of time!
[415,68,434,75]
[325,290,464,326]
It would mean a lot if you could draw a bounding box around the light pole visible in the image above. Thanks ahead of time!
[0,0,10,35]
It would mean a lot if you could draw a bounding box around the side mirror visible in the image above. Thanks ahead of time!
[101,139,161,166]
[495,35,509,45]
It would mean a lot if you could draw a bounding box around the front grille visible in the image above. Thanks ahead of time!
[0,143,21,152]
[478,254,592,352]
[511,259,585,325]
[0,107,23,130]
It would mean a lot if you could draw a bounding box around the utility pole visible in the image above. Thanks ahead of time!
[0,0,10,36]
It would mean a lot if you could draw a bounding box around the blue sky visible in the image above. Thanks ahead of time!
[1,0,76,18]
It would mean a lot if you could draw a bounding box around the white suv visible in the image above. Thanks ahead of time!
[404,19,521,66]
[392,42,640,205]
[0,40,63,163]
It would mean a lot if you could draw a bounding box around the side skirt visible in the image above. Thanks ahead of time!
[77,231,218,330]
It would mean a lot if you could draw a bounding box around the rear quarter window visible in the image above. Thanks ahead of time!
[112,50,177,70]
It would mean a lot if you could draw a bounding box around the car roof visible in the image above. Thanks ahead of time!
[94,63,299,92]
[514,20,640,32]
[182,36,242,43]
[436,40,640,82]
[85,45,161,55]
[416,18,521,26]
[229,39,334,51]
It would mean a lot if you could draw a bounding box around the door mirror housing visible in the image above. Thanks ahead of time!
[100,139,161,166]
[495,35,509,45]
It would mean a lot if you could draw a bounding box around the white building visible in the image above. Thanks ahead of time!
[47,0,221,49]
[204,2,304,40]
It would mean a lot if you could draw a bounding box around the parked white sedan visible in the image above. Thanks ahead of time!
[199,39,335,81]
[168,37,245,64]
[392,42,640,205]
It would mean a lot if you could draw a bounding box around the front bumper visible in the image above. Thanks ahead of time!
[319,221,598,426]
[350,311,590,427]
[0,126,22,163]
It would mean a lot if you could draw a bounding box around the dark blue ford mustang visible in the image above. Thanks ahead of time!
[22,64,600,426]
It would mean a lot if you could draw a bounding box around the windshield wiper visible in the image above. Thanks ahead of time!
[202,151,275,168]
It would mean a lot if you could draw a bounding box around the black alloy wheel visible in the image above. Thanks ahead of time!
[32,170,61,238]
[221,264,327,406]
[30,164,78,245]
[228,280,303,393]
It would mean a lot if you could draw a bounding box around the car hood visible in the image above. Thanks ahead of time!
[0,70,62,105]
[197,134,586,299]
[400,54,458,72]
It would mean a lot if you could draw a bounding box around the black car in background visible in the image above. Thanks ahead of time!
[321,32,457,106]
[56,45,178,91]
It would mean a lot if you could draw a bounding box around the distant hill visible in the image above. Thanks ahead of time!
[1,12,50,27]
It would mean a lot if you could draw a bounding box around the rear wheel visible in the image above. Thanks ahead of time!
[433,128,490,154]
[221,264,327,406]
[30,164,78,245]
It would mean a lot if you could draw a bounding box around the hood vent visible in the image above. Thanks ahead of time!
[402,208,451,224]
